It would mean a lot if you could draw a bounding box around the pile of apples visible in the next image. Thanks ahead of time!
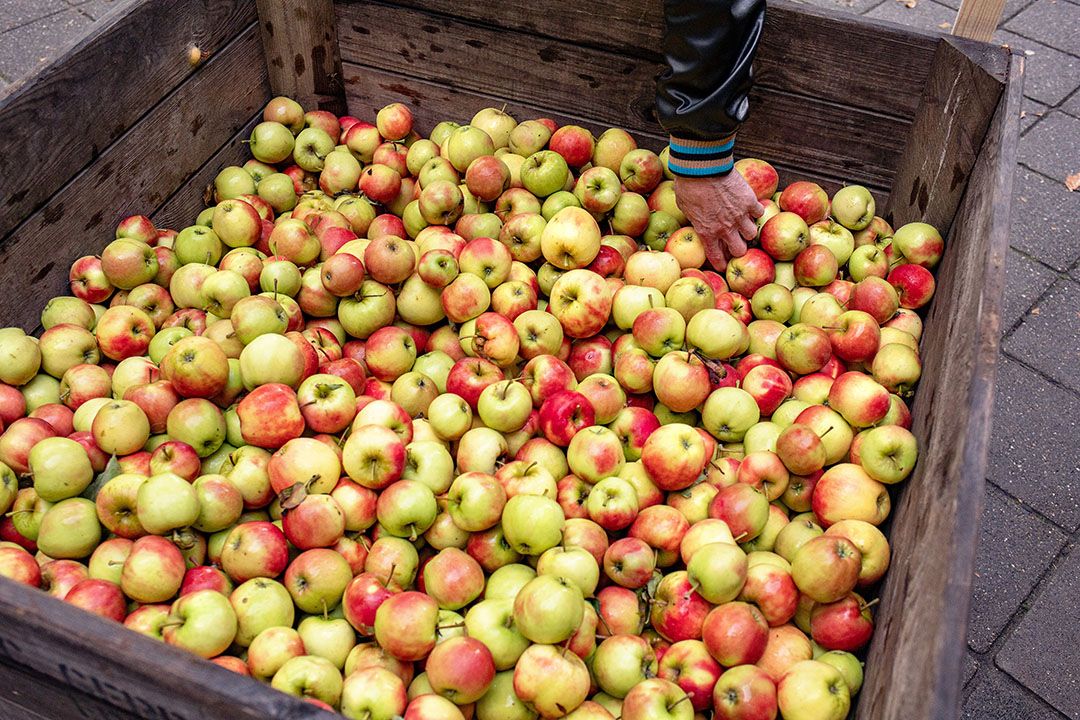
[0,94,943,720]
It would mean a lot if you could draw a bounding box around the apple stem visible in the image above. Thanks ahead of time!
[860,598,881,611]
[438,622,465,630]
[383,564,396,588]
[668,696,691,712]
[733,532,748,541]
[820,427,833,438]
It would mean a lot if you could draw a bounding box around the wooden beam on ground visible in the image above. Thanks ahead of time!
[953,0,1007,41]
[255,0,346,114]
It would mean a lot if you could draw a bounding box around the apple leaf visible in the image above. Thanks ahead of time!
[80,455,122,501]
[1065,173,1080,192]
[279,481,308,510]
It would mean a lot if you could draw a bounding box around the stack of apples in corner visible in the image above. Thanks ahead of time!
[0,94,943,720]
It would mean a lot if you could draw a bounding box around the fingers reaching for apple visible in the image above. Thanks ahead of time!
[675,173,764,271]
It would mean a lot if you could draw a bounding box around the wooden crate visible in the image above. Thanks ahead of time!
[0,0,1021,718]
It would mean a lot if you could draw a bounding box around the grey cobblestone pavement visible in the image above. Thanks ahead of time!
[1,0,1078,716]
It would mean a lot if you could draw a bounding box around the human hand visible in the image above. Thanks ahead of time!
[674,173,764,271]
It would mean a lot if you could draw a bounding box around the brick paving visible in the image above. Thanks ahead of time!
[1,0,1079,716]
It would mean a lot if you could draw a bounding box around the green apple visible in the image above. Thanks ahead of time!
[501,494,564,556]
[686,308,749,360]
[476,670,535,720]
[92,399,150,456]
[0,330,41,386]
[464,598,531,670]
[28,436,93,501]
[0,461,17,515]
[174,225,223,266]
[857,425,918,484]
[10,488,53,542]
[512,574,584,644]
[271,654,344,707]
[702,387,760,442]
[686,541,748,604]
[41,296,96,331]
[484,563,536,601]
[239,333,305,389]
[148,326,193,364]
[446,125,496,172]
[298,615,357,670]
[536,545,599,597]
[293,127,336,172]
[831,185,876,231]
[36,498,101,559]
[817,650,864,694]
[341,666,407,720]
[521,151,570,198]
[163,589,238,658]
[136,473,199,535]
[214,166,256,201]
[777,659,850,720]
[230,577,295,647]
[593,634,658,698]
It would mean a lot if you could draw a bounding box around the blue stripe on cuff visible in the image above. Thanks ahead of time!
[668,159,735,176]
[669,139,736,155]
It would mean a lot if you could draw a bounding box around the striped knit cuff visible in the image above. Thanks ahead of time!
[667,134,736,177]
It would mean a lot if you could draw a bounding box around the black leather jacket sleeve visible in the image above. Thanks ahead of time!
[656,0,766,176]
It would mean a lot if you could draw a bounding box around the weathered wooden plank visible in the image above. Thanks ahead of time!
[338,0,939,117]
[0,27,270,331]
[336,11,908,189]
[883,38,1007,232]
[0,578,335,720]
[0,0,256,240]
[953,0,1008,41]
[344,63,884,201]
[152,115,263,233]
[857,50,1021,720]
[0,660,145,720]
[256,0,347,114]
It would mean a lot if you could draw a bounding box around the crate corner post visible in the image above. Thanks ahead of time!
[882,36,1009,233]
[254,0,347,115]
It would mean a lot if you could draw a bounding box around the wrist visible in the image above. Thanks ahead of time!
[666,134,736,177]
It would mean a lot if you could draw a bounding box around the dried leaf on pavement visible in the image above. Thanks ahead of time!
[1065,173,1080,192]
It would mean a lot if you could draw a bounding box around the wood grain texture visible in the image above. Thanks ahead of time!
[0,661,146,720]
[0,27,270,331]
[883,38,1007,232]
[0,0,256,240]
[339,0,939,117]
[953,0,1008,41]
[256,0,346,114]
[336,6,908,189]
[858,51,1021,720]
[0,578,336,720]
